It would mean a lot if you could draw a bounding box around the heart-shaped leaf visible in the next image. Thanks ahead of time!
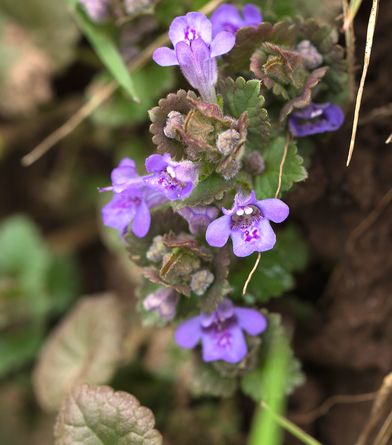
[54,384,163,445]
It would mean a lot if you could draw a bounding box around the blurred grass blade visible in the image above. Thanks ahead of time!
[66,0,139,101]
[248,331,290,445]
[343,0,363,30]
[248,330,321,445]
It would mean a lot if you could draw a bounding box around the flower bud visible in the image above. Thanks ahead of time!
[243,151,265,176]
[296,40,323,70]
[146,235,168,263]
[163,111,184,140]
[190,269,214,296]
[216,129,240,156]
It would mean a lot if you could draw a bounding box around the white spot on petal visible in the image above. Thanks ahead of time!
[166,166,176,178]
[236,208,245,216]
[244,207,253,215]
[310,110,323,118]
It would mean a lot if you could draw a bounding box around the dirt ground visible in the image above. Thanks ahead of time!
[284,1,392,443]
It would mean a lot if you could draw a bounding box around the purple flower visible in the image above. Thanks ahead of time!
[79,0,110,22]
[153,12,235,102]
[175,298,267,363]
[206,191,289,257]
[100,158,166,237]
[100,158,142,193]
[177,206,219,235]
[288,103,344,138]
[143,287,178,321]
[211,3,262,36]
[144,153,199,201]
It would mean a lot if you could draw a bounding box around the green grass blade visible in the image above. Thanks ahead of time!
[248,331,291,445]
[66,0,139,101]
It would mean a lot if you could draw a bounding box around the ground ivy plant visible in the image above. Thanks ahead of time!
[56,1,348,443]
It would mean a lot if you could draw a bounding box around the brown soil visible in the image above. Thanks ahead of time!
[285,1,392,443]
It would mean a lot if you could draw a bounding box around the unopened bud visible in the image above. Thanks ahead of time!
[190,269,214,296]
[146,235,168,263]
[216,129,240,156]
[163,111,184,139]
[243,151,265,176]
[296,40,323,70]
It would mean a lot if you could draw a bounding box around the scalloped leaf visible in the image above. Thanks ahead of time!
[279,66,328,120]
[224,21,297,73]
[221,77,270,150]
[255,137,307,199]
[188,361,237,398]
[241,315,304,405]
[33,293,124,412]
[149,89,197,158]
[54,384,162,445]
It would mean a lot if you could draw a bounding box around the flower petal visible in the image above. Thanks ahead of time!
[186,12,212,44]
[101,192,136,235]
[153,47,179,66]
[235,308,267,335]
[145,153,168,173]
[202,326,248,363]
[257,198,289,223]
[205,215,231,247]
[242,4,262,25]
[175,316,202,349]
[210,31,236,58]
[168,16,188,46]
[132,199,150,238]
[231,218,276,257]
[211,4,242,32]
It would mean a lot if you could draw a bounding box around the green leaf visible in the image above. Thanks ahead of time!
[0,215,52,324]
[232,226,309,302]
[91,63,175,127]
[221,77,271,150]
[33,293,124,412]
[0,323,44,378]
[255,137,307,199]
[54,384,163,445]
[66,1,138,101]
[46,255,80,314]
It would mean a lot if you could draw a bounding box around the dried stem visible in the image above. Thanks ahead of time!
[346,0,379,167]
[292,392,375,424]
[242,252,261,296]
[275,133,290,199]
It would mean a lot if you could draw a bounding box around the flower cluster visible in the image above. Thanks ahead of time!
[100,154,198,237]
[100,4,348,370]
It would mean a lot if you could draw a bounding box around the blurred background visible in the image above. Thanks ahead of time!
[0,0,391,444]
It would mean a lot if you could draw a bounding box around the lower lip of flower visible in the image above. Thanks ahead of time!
[230,205,262,230]
[158,169,186,193]
[119,196,141,208]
